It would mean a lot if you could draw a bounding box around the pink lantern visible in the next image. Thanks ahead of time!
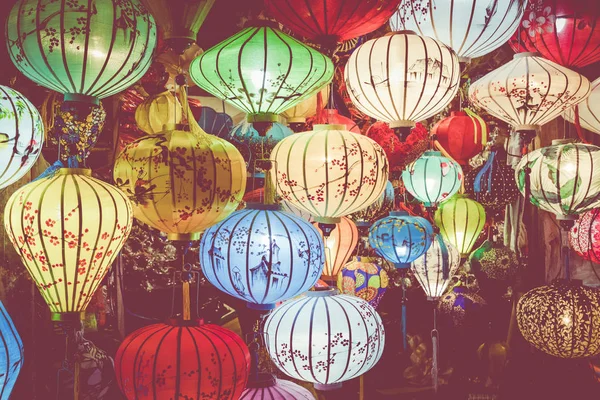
[570,209,600,263]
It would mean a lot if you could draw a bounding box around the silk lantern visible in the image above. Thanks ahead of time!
[282,87,329,128]
[0,302,23,400]
[431,111,488,166]
[570,209,600,263]
[240,375,315,400]
[438,286,487,329]
[115,320,250,399]
[197,106,234,137]
[4,168,133,320]
[564,77,600,135]
[263,288,385,390]
[434,195,486,256]
[338,257,388,308]
[469,240,521,282]
[135,91,183,134]
[314,217,358,282]
[349,180,395,228]
[411,235,461,300]
[0,85,43,189]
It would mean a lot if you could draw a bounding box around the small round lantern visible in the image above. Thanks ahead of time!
[411,235,461,300]
[469,240,520,282]
[240,374,315,400]
[0,302,23,400]
[434,195,486,256]
[570,209,600,263]
[314,217,359,282]
[197,106,234,137]
[337,257,388,308]
[349,180,395,228]
[135,91,183,134]
[431,111,488,166]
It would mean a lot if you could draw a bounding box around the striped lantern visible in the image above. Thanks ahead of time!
[411,235,460,300]
[240,375,315,400]
[337,257,388,308]
[0,302,23,400]
[564,77,600,135]
[431,111,488,166]
[349,180,395,228]
[434,195,486,256]
[314,217,359,282]
[282,87,329,126]
[570,209,600,263]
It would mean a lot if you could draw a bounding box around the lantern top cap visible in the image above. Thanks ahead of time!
[389,211,409,217]
[306,287,339,297]
[386,30,418,36]
[423,150,442,157]
[58,168,92,177]
[246,373,277,388]
[514,52,542,59]
[246,203,282,211]
[313,124,346,131]
[166,317,205,327]
[551,138,575,145]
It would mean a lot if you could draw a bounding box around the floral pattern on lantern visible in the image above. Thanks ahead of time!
[469,240,521,282]
[570,209,600,263]
[564,77,600,135]
[0,302,23,400]
[314,217,359,282]
[411,235,460,300]
[349,180,395,227]
[434,195,486,256]
[337,257,388,308]
[431,111,488,166]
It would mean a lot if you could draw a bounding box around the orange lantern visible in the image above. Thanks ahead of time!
[314,216,358,282]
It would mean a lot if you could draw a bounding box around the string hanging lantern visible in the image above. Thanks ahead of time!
[563,78,600,135]
[434,195,486,257]
[135,91,183,134]
[570,209,600,264]
[0,302,23,400]
[469,239,521,283]
[431,111,488,166]
[349,180,395,228]
[337,256,388,309]
[314,217,359,283]
[411,235,461,301]
[240,375,315,400]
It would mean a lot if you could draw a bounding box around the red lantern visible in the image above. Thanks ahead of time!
[432,111,488,166]
[115,320,250,400]
[509,1,600,68]
[570,209,600,263]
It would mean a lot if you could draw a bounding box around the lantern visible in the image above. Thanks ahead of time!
[369,211,434,269]
[115,320,250,399]
[438,286,487,329]
[434,195,486,256]
[349,180,395,228]
[345,31,460,138]
[0,302,23,400]
[402,151,463,208]
[240,375,315,400]
[431,111,488,166]
[135,91,183,134]
[7,0,157,103]
[515,139,600,219]
[263,288,385,390]
[0,85,43,189]
[564,78,600,135]
[411,235,461,300]
[316,109,360,133]
[282,87,329,128]
[391,0,526,61]
[189,24,334,133]
[570,209,600,263]
[469,53,591,132]
[199,204,324,310]
[314,217,359,282]
[4,168,133,319]
[271,124,389,224]
[337,257,388,308]
[469,240,520,282]
[113,125,246,240]
[198,106,234,137]
[517,280,600,358]
[366,122,430,173]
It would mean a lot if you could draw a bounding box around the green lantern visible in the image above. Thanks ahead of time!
[434,195,486,257]
[189,23,334,134]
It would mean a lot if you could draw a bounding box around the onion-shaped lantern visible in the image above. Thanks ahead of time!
[345,31,460,138]
[517,280,600,358]
[338,257,388,308]
[349,180,395,228]
[469,240,520,282]
[564,77,600,135]
[369,211,434,269]
[0,302,23,399]
[240,374,315,400]
[115,320,250,399]
[271,124,389,224]
[411,235,460,300]
[0,85,43,189]
[431,111,488,166]
[515,139,600,219]
[391,0,526,61]
[402,151,463,208]
[263,288,385,391]
[135,91,183,134]
[434,195,486,256]
[4,168,133,319]
[314,217,358,283]
[199,204,325,310]
[570,209,600,263]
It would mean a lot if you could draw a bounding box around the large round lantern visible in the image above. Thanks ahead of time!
[115,320,250,399]
[345,31,460,137]
[391,0,526,61]
[402,151,463,208]
[263,288,385,390]
[7,0,157,103]
[271,124,389,224]
[411,235,461,300]
[0,85,43,189]
[114,125,246,240]
[515,139,600,219]
[431,111,488,166]
[4,169,133,319]
[564,77,600,135]
[434,195,486,256]
[517,280,600,358]
[0,302,23,399]
[314,217,358,283]
[241,375,315,400]
[369,211,434,269]
[349,180,395,228]
[135,91,183,134]
[469,240,521,283]
[338,257,388,308]
[570,209,600,263]
[199,204,324,310]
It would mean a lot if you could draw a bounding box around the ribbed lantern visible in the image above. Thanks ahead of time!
[515,140,600,219]
[271,124,389,224]
[564,77,600,135]
[345,31,460,138]
[199,204,325,310]
[115,320,250,399]
[570,209,600,263]
[0,85,43,189]
[316,109,360,133]
[411,235,461,300]
[282,87,329,128]
[517,280,600,358]
[431,111,488,166]
[402,151,463,208]
[349,180,395,228]
[434,195,486,256]
[0,302,23,400]
[369,211,434,269]
[337,257,388,308]
[263,288,385,391]
[135,91,183,134]
[4,169,133,320]
[314,217,359,283]
[240,375,315,400]
[390,0,526,61]
[7,0,157,103]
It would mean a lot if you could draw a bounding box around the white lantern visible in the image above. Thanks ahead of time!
[564,77,600,135]
[411,235,460,300]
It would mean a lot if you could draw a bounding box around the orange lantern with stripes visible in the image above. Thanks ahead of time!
[314,216,359,283]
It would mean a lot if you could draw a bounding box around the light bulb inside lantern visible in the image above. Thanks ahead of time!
[561,314,572,327]
[396,246,409,257]
[251,70,269,88]
[562,162,577,173]
[556,18,567,33]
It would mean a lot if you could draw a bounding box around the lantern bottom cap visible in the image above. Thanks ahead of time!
[314,216,341,224]
[427,296,441,301]
[389,120,416,128]
[286,117,306,123]
[555,214,578,221]
[63,93,100,105]
[394,263,411,269]
[307,287,339,297]
[248,113,279,123]
[314,382,343,391]
[514,124,538,131]
[247,302,276,310]
[51,312,85,322]
[167,232,201,241]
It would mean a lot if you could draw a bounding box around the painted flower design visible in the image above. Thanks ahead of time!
[522,6,555,37]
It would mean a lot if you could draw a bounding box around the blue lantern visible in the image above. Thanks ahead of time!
[0,302,23,399]
[199,204,325,309]
[197,106,234,137]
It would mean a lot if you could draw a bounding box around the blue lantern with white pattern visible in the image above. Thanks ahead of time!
[0,301,23,399]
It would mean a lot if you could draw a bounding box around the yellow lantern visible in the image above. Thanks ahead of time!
[135,91,183,134]
[4,169,133,320]
[314,216,359,282]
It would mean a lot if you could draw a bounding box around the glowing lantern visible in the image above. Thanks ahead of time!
[135,91,183,134]
[282,87,329,128]
[570,209,600,263]
[349,180,395,228]
[240,375,315,400]
[115,320,250,399]
[402,151,463,208]
[337,257,388,308]
[564,77,600,135]
[314,217,359,282]
[431,111,488,166]
[4,168,133,319]
[263,288,385,390]
[0,85,43,189]
[0,302,23,399]
[434,195,486,256]
[411,235,460,300]
[316,109,360,133]
[469,240,521,283]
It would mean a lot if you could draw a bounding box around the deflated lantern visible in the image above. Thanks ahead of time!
[314,217,359,282]
[411,235,460,300]
[434,195,486,256]
[431,111,488,166]
[564,77,600,135]
[0,302,23,400]
[338,257,388,308]
[570,209,600,264]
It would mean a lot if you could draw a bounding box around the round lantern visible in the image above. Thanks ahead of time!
[114,125,247,240]
[0,85,43,189]
[199,204,325,310]
[391,0,526,61]
[241,374,315,400]
[7,0,157,103]
[271,124,389,224]
[337,256,388,308]
[438,286,487,329]
[564,77,600,135]
[263,288,385,390]
[115,320,250,399]
[0,302,23,400]
[509,0,600,68]
[469,53,591,132]
[345,31,460,136]
[402,151,463,208]
[431,111,488,166]
[517,280,600,358]
[411,235,461,300]
[570,209,600,263]
[349,180,395,228]
[515,139,600,219]
[434,195,486,256]
[135,91,183,134]
[369,211,434,269]
[469,240,520,282]
[314,217,359,282]
[4,168,133,319]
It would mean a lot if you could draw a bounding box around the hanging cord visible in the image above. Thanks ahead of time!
[169,241,195,320]
[431,304,439,393]
[573,105,590,144]
[400,270,408,351]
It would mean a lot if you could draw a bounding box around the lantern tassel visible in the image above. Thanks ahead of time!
[182,281,191,321]
[431,307,439,393]
[73,356,80,400]
[263,168,276,205]
[401,274,408,350]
